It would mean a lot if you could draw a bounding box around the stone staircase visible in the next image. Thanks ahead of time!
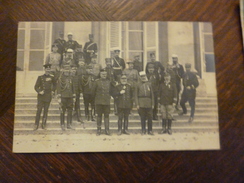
[14,95,219,135]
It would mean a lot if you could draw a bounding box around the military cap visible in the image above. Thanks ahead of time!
[148,63,154,69]
[114,49,120,53]
[121,74,127,79]
[139,71,146,76]
[105,58,111,63]
[43,64,52,69]
[89,34,94,38]
[185,63,191,68]
[66,49,74,53]
[100,68,107,73]
[172,54,178,58]
[52,43,58,48]
[67,32,73,36]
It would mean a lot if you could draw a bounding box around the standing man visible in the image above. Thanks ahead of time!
[62,49,75,66]
[53,31,66,56]
[123,61,139,89]
[171,54,184,110]
[179,63,199,123]
[74,44,84,66]
[113,74,133,135]
[34,64,56,130]
[57,64,75,130]
[145,52,164,80]
[65,32,79,52]
[159,73,177,135]
[135,71,154,136]
[83,34,98,65]
[146,64,160,120]
[89,54,102,80]
[133,55,143,72]
[94,69,112,136]
[112,49,125,82]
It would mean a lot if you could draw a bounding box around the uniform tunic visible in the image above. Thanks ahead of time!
[45,52,61,72]
[65,40,79,51]
[114,84,133,109]
[53,38,66,55]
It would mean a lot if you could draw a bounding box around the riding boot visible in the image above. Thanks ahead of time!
[167,119,172,135]
[34,115,40,131]
[60,113,65,131]
[124,118,130,135]
[141,119,146,135]
[42,117,47,130]
[90,109,95,121]
[96,116,102,136]
[77,108,82,122]
[159,119,167,134]
[88,111,91,122]
[118,119,122,135]
[67,110,75,130]
[104,117,111,136]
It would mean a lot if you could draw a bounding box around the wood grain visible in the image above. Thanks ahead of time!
[1,0,244,182]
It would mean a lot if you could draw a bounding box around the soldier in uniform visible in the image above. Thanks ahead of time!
[57,64,75,130]
[81,65,96,121]
[113,74,133,135]
[112,49,125,82]
[34,64,56,130]
[65,32,80,52]
[70,64,83,123]
[83,34,98,65]
[135,71,154,135]
[179,63,199,123]
[53,31,66,56]
[45,44,61,81]
[159,73,177,135]
[74,44,84,66]
[89,54,102,80]
[171,54,185,110]
[145,52,164,80]
[94,69,112,136]
[123,61,139,89]
[146,64,160,120]
[133,55,143,72]
[62,48,75,67]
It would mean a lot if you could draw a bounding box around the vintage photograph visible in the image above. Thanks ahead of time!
[13,21,220,153]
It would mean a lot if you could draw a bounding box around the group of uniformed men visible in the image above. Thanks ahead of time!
[34,32,199,136]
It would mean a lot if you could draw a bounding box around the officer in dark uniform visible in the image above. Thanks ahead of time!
[53,31,66,56]
[133,55,143,72]
[147,64,160,120]
[83,34,98,65]
[135,71,154,135]
[179,63,199,123]
[81,65,96,121]
[71,64,83,122]
[94,69,112,136]
[159,73,177,135]
[65,32,80,52]
[171,54,184,110]
[34,64,56,130]
[145,52,164,80]
[74,44,84,66]
[112,49,125,82]
[57,64,75,130]
[113,74,133,135]
[62,49,75,67]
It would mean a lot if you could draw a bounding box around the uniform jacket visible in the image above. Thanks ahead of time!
[133,60,143,72]
[34,74,55,102]
[45,52,61,71]
[94,78,111,105]
[159,81,177,105]
[135,82,154,108]
[112,56,125,70]
[113,83,133,109]
[83,41,98,56]
[182,71,199,98]
[81,74,95,95]
[172,64,184,83]
[53,38,66,54]
[145,61,165,76]
[57,74,74,98]
[123,69,139,82]
[65,40,79,51]
[147,72,160,92]
[72,75,82,94]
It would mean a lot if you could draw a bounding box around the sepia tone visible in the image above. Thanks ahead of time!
[0,0,244,182]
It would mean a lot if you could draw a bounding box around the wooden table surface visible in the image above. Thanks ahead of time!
[1,0,244,182]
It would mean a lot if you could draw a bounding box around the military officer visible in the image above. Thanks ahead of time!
[71,64,83,122]
[135,71,154,135]
[146,64,160,120]
[62,48,75,67]
[133,55,143,72]
[94,69,112,136]
[83,34,98,65]
[89,54,102,79]
[113,74,133,135]
[34,64,56,130]
[81,65,96,121]
[179,63,199,123]
[112,49,125,82]
[159,73,177,135]
[74,44,84,66]
[171,54,184,110]
[123,61,139,89]
[57,64,75,130]
[65,32,80,52]
[53,31,66,56]
[145,52,164,80]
